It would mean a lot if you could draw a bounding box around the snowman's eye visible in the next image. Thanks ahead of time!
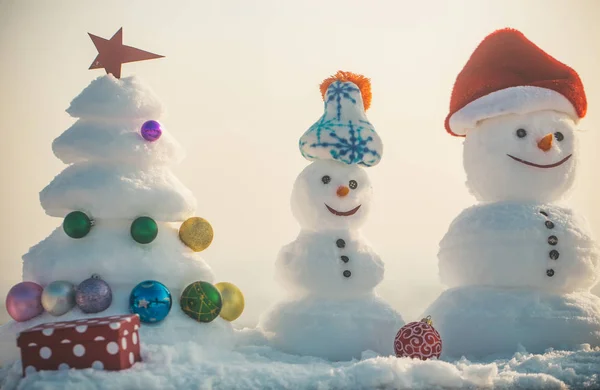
[554,132,564,142]
[516,128,527,138]
[349,180,358,190]
[321,175,331,184]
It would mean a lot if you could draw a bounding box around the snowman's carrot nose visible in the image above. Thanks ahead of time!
[538,133,553,152]
[337,186,350,197]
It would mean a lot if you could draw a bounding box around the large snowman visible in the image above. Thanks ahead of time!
[423,28,600,358]
[259,71,404,361]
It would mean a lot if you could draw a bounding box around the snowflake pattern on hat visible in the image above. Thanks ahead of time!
[299,80,382,167]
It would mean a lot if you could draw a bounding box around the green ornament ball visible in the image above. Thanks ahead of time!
[130,216,158,244]
[180,281,222,323]
[63,211,93,239]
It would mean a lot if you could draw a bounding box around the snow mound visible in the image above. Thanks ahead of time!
[23,222,213,287]
[40,163,196,220]
[1,329,598,389]
[66,75,163,120]
[259,295,404,361]
[439,202,599,292]
[52,120,185,166]
[422,286,600,359]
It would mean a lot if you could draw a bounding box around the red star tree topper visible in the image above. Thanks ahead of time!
[88,28,164,79]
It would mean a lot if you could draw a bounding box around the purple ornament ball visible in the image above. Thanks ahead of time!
[75,277,112,314]
[6,282,44,322]
[140,120,162,142]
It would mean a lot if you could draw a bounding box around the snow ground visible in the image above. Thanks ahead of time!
[1,328,598,390]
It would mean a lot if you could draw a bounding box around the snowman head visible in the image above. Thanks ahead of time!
[463,110,579,202]
[291,160,372,231]
[444,28,587,202]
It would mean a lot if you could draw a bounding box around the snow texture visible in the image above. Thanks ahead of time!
[439,202,599,292]
[463,111,578,203]
[1,328,599,390]
[52,120,185,167]
[40,163,196,220]
[261,160,403,360]
[299,81,382,167]
[426,109,600,359]
[423,287,600,359]
[260,295,403,361]
[66,75,163,121]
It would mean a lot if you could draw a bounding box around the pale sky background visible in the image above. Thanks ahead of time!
[0,0,599,326]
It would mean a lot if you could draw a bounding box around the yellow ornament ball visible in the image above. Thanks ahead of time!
[179,217,214,252]
[214,282,245,322]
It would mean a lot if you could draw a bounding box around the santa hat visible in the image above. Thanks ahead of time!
[445,28,587,137]
[299,71,383,167]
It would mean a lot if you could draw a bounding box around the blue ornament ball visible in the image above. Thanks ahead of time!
[129,280,172,323]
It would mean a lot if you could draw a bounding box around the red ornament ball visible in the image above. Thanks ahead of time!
[394,316,442,360]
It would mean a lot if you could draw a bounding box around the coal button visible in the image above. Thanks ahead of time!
[343,270,351,278]
[540,211,548,217]
[549,250,560,260]
[341,256,349,263]
[545,221,555,229]
[546,269,555,277]
[548,236,558,245]
[336,239,346,248]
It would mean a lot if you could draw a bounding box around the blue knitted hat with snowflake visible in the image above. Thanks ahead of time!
[299,71,382,167]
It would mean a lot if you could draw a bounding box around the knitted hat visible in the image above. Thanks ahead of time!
[445,28,587,137]
[299,71,383,167]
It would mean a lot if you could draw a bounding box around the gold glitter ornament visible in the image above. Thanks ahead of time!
[179,217,214,252]
[214,282,245,322]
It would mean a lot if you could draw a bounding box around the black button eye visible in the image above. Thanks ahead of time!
[322,175,331,184]
[349,180,358,190]
[516,128,527,138]
[554,132,564,142]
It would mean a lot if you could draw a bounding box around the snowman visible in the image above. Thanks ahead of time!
[423,28,600,358]
[259,71,404,361]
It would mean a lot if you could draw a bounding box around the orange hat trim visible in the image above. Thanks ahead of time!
[320,71,372,111]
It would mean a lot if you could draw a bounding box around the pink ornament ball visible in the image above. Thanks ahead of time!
[140,120,162,142]
[6,282,44,322]
[394,316,442,360]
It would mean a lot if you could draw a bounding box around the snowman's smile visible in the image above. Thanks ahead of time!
[325,204,361,217]
[507,154,572,168]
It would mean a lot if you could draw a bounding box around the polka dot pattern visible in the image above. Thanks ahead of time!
[106,342,119,355]
[73,344,85,357]
[19,314,141,376]
[40,347,52,359]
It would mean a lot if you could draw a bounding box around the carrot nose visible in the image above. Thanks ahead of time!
[537,133,553,152]
[336,186,350,197]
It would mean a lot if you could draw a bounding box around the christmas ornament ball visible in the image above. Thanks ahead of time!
[394,316,442,360]
[214,282,244,322]
[6,282,44,322]
[140,120,163,142]
[63,211,93,239]
[180,281,222,323]
[131,216,158,244]
[41,280,76,316]
[179,217,214,252]
[129,280,172,323]
[75,277,112,313]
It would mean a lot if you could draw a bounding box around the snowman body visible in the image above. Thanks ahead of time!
[260,160,404,360]
[424,109,600,358]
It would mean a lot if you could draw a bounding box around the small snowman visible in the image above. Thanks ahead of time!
[423,28,600,358]
[259,71,404,361]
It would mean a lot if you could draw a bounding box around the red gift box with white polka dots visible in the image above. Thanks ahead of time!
[16,314,142,376]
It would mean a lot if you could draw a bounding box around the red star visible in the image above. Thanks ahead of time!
[88,28,164,79]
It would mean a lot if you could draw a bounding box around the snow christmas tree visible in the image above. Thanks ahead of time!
[0,29,237,366]
[423,28,600,358]
[260,71,404,361]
